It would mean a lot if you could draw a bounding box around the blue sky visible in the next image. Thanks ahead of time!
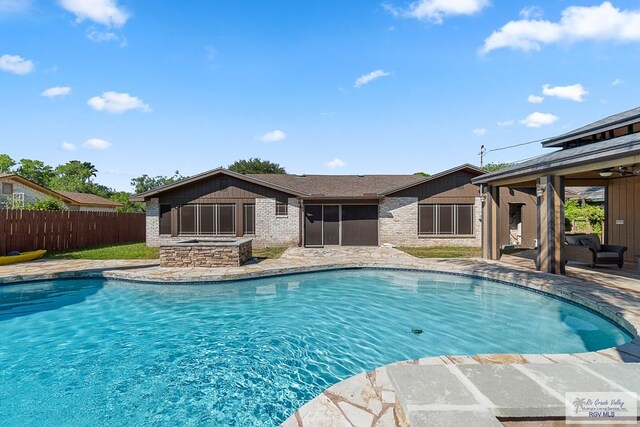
[2,0,640,191]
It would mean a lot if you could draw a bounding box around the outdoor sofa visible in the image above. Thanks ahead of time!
[565,233,627,268]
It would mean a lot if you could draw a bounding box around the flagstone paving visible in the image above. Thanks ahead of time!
[1,246,640,426]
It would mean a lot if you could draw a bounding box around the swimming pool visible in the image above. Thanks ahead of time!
[0,269,631,426]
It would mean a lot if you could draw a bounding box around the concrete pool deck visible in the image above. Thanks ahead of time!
[1,247,639,426]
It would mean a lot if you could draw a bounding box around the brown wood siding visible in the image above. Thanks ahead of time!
[498,187,537,248]
[389,170,480,203]
[0,210,145,255]
[608,175,640,261]
[158,175,292,205]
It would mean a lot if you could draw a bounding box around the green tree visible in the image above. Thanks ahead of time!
[131,170,185,194]
[109,191,144,213]
[0,154,16,173]
[413,172,430,177]
[25,197,67,211]
[228,158,286,174]
[565,199,605,235]
[16,159,55,187]
[49,161,99,193]
[483,162,513,173]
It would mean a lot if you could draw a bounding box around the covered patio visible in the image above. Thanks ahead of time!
[474,107,640,275]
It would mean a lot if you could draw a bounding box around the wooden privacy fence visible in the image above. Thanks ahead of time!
[0,210,146,255]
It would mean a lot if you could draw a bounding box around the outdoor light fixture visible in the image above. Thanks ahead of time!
[599,170,614,177]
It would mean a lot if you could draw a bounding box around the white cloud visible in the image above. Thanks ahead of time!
[83,138,111,150]
[384,0,490,24]
[258,130,287,143]
[612,78,624,86]
[87,91,150,113]
[354,70,391,88]
[520,112,558,128]
[481,2,640,54]
[520,6,543,19]
[325,158,346,168]
[86,29,127,47]
[59,0,129,27]
[61,141,77,151]
[0,54,34,75]
[528,94,544,104]
[0,0,32,13]
[41,86,71,98]
[542,83,588,102]
[473,128,487,136]
[497,120,514,127]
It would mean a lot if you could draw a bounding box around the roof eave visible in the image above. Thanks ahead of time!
[542,113,640,148]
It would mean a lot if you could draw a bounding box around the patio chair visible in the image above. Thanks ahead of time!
[565,233,627,268]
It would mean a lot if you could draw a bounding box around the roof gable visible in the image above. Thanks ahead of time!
[130,168,309,201]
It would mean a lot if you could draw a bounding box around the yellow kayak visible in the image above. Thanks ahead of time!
[0,250,47,266]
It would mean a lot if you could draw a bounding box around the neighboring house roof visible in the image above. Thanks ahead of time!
[131,164,484,201]
[0,174,77,205]
[472,132,640,185]
[0,174,122,208]
[565,186,605,203]
[55,191,122,208]
[542,106,640,148]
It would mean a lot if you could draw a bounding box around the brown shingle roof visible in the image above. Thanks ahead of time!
[131,164,484,201]
[246,174,426,197]
[54,191,122,207]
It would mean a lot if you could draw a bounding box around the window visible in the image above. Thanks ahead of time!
[243,204,256,235]
[2,183,12,195]
[178,204,236,235]
[276,201,288,216]
[419,204,474,236]
[159,204,172,235]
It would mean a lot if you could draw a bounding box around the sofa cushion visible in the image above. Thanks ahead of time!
[579,238,598,253]
[595,251,620,260]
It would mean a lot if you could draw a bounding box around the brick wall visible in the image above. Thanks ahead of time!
[379,197,482,247]
[146,198,161,247]
[255,197,299,248]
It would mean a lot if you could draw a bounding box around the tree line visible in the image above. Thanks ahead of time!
[0,155,287,212]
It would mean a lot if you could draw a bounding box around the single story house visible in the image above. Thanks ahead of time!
[132,163,536,248]
[0,173,122,212]
[473,106,640,274]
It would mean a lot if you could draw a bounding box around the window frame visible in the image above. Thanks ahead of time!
[178,203,236,236]
[2,183,13,195]
[243,203,256,235]
[275,200,288,216]
[418,204,474,236]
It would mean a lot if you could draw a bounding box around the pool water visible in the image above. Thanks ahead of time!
[0,269,631,426]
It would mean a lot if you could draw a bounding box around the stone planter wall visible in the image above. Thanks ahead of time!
[160,239,252,268]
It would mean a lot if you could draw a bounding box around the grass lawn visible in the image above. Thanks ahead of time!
[252,247,287,259]
[47,243,160,260]
[398,246,482,259]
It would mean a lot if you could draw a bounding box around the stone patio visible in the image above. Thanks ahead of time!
[1,247,640,426]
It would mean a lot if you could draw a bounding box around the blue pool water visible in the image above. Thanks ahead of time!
[0,269,631,426]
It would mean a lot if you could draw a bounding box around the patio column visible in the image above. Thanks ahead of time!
[483,184,500,260]
[536,175,566,274]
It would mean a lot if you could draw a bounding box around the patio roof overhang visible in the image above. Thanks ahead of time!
[472,133,640,187]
